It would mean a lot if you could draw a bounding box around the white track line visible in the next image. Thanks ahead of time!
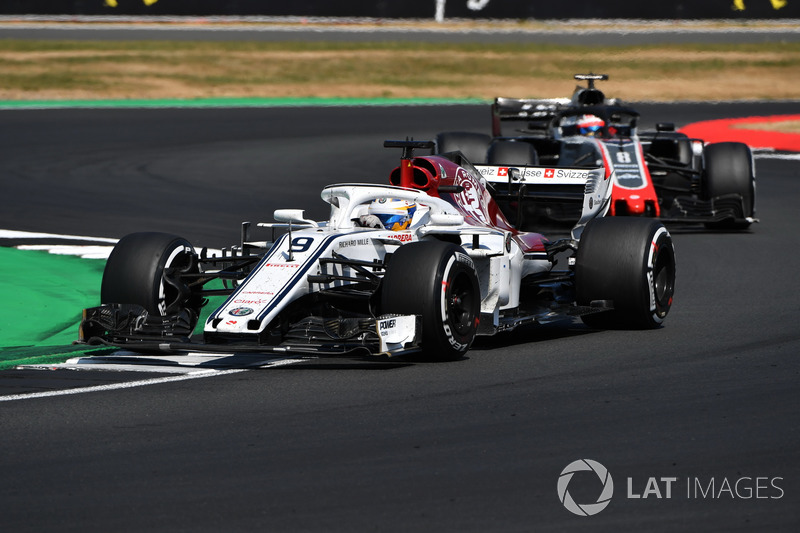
[0,368,247,403]
[0,229,117,242]
[754,152,800,160]
[1,229,225,259]
[0,229,117,259]
[15,244,114,259]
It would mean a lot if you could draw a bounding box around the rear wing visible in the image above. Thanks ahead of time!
[491,96,628,138]
[474,164,611,240]
[491,97,568,137]
[476,164,597,187]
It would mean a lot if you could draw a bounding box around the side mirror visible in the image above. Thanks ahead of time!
[273,209,318,227]
[656,122,676,132]
[429,213,465,226]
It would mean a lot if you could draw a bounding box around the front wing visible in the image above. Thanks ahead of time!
[660,193,757,225]
[80,304,422,358]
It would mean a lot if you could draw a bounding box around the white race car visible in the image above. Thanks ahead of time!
[80,140,676,361]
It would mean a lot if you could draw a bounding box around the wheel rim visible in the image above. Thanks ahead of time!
[652,245,675,312]
[160,246,196,315]
[447,271,477,336]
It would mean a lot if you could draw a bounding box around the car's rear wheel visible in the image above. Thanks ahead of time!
[101,232,202,324]
[487,139,539,166]
[702,142,755,230]
[575,217,675,329]
[435,131,492,165]
[380,240,480,361]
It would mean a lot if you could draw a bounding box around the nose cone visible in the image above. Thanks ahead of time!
[626,197,648,215]
[612,195,660,217]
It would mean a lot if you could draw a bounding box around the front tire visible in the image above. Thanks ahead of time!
[380,240,480,361]
[702,142,755,230]
[101,232,202,323]
[575,217,676,329]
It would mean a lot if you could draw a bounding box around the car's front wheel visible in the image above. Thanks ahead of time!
[380,240,480,361]
[101,232,203,326]
[702,141,755,230]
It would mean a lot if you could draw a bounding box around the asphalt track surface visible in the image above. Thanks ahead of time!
[2,21,800,45]
[1,103,800,531]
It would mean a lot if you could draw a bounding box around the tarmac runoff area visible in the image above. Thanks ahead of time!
[0,17,799,45]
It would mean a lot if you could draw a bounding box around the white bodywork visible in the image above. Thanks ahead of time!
[203,144,615,351]
[203,182,556,343]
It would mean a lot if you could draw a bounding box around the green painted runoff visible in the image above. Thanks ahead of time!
[0,247,227,370]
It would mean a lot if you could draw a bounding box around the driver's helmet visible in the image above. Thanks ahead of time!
[576,114,605,136]
[368,198,417,231]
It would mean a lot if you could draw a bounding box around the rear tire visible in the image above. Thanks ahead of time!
[380,240,480,361]
[435,131,491,165]
[702,142,755,230]
[575,218,675,329]
[101,232,202,321]
[487,139,539,166]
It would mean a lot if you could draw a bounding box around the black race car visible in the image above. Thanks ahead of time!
[436,74,757,230]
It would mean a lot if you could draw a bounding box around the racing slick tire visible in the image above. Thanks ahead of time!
[101,232,202,321]
[487,139,539,166]
[701,142,755,230]
[575,217,675,329]
[435,131,492,165]
[380,240,480,361]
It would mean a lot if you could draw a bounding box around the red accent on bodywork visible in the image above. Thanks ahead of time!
[637,147,660,216]
[400,159,414,188]
[598,142,613,180]
[606,141,661,217]
[512,232,548,254]
[390,157,438,191]
[390,155,551,252]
